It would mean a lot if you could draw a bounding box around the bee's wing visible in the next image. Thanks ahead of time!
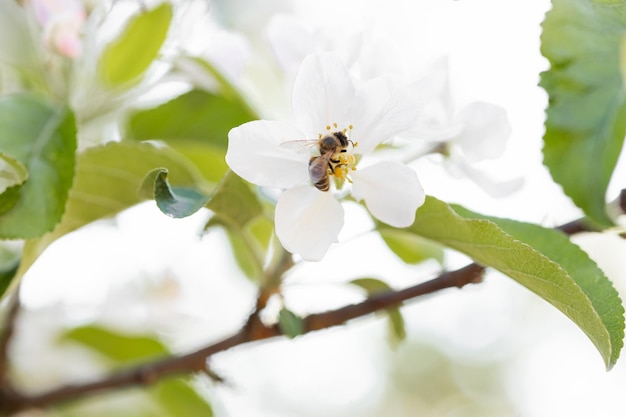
[308,152,333,183]
[280,139,319,154]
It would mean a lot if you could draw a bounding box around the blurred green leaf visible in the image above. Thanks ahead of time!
[411,196,623,369]
[206,171,262,228]
[224,227,263,280]
[127,89,249,145]
[126,89,257,182]
[279,308,304,339]
[0,153,28,216]
[350,277,393,294]
[162,140,229,184]
[14,142,207,289]
[540,0,626,226]
[206,173,266,280]
[0,94,76,239]
[202,216,263,280]
[152,380,214,417]
[63,325,168,366]
[99,3,173,87]
[0,243,21,299]
[453,204,624,369]
[174,56,258,115]
[248,216,274,253]
[63,325,214,417]
[350,278,406,345]
[378,226,444,265]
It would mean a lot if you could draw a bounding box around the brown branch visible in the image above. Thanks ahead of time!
[0,263,484,415]
[305,263,485,331]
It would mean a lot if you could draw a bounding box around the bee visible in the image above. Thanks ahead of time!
[281,130,354,192]
[308,131,351,191]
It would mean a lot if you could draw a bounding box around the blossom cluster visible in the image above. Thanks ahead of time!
[2,1,514,262]
[225,16,514,261]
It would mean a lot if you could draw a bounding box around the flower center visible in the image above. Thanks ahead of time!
[322,123,358,185]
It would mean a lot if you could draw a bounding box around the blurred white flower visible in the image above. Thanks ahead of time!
[266,14,405,81]
[226,53,425,261]
[166,1,251,94]
[30,0,86,57]
[399,59,523,197]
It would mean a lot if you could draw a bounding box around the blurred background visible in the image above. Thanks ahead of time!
[8,0,626,416]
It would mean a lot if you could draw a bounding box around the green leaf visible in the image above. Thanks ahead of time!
[206,173,266,280]
[223,227,263,280]
[0,243,21,299]
[452,205,624,369]
[151,380,214,417]
[125,89,257,182]
[161,141,229,184]
[0,153,28,216]
[63,325,168,365]
[278,308,304,339]
[248,216,274,253]
[350,278,406,345]
[540,0,626,226]
[378,226,444,265]
[205,171,263,228]
[0,94,76,239]
[174,56,258,116]
[99,3,173,87]
[14,142,207,287]
[411,196,623,369]
[146,168,211,218]
[146,169,262,227]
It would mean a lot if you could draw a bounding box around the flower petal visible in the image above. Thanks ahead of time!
[292,53,356,137]
[351,161,425,227]
[349,77,421,154]
[453,102,512,161]
[267,14,316,75]
[226,120,310,188]
[275,185,344,261]
[401,59,463,141]
[352,33,406,80]
[443,155,524,198]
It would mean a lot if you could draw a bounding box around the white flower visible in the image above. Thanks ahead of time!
[226,53,425,261]
[266,14,405,81]
[398,59,522,197]
[30,0,86,58]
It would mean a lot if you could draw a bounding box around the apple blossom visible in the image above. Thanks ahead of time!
[226,53,425,261]
[30,0,86,58]
[395,59,523,197]
[266,14,405,81]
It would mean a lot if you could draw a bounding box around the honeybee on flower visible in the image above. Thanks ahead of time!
[226,53,425,261]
